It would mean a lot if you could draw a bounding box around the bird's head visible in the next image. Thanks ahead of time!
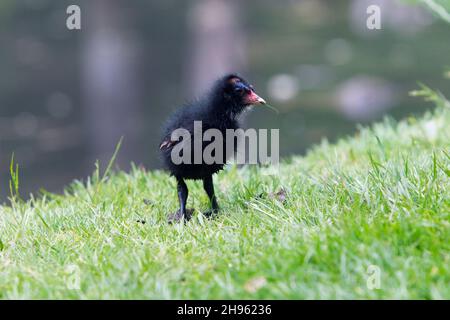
[213,74,266,112]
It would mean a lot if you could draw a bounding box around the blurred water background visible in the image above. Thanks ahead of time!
[1,0,449,201]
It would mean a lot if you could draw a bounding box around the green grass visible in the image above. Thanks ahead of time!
[0,102,449,299]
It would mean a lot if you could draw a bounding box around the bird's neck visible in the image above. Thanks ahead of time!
[209,96,242,120]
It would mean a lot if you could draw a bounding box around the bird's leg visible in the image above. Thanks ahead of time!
[178,177,188,214]
[169,177,190,223]
[203,175,219,217]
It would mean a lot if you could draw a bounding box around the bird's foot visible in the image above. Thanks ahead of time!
[168,208,193,224]
[203,208,219,219]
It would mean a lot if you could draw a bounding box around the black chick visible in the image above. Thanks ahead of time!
[159,74,266,222]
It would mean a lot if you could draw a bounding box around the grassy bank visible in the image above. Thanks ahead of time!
[0,99,449,299]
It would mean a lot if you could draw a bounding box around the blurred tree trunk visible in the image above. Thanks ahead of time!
[185,0,247,96]
[81,0,142,170]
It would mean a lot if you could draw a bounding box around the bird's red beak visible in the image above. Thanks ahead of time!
[245,90,266,105]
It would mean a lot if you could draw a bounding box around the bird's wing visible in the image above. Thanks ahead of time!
[159,138,178,150]
[160,122,196,150]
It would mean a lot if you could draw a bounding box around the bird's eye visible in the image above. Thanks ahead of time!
[234,87,244,93]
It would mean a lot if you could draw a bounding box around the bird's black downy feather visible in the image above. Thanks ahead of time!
[160,73,256,179]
